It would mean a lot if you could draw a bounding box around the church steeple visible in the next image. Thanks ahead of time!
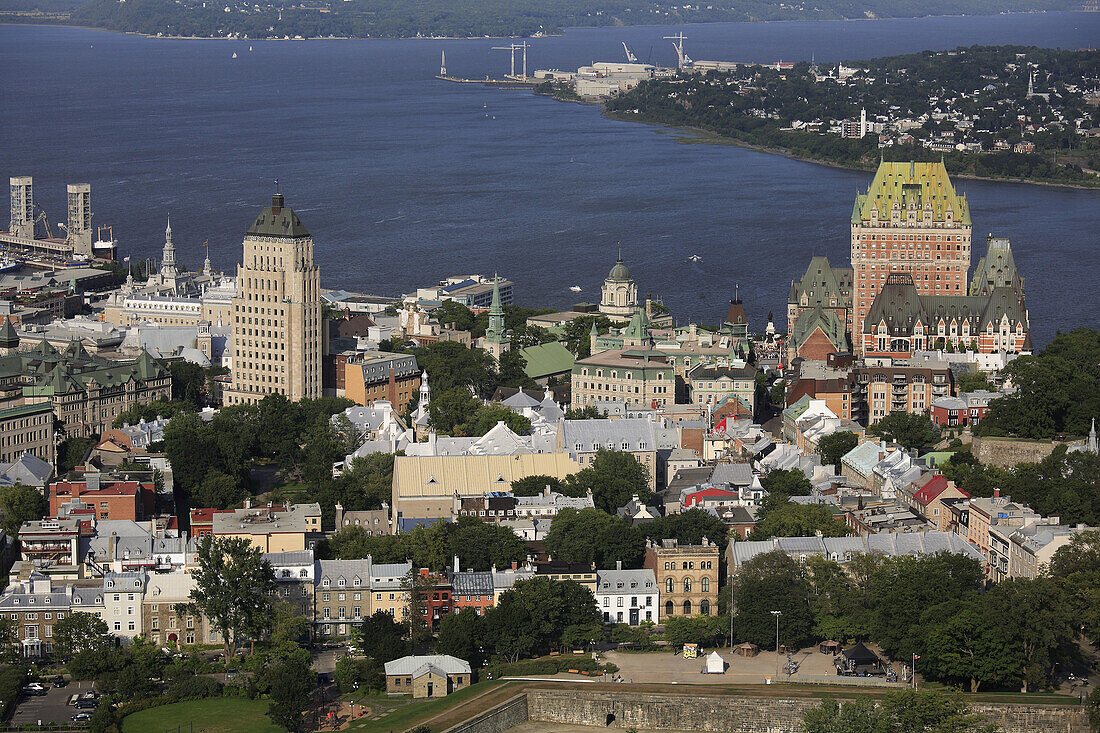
[483,275,510,360]
[160,212,178,282]
[202,240,213,277]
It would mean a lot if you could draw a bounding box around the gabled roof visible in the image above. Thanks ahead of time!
[519,341,575,379]
[384,654,471,677]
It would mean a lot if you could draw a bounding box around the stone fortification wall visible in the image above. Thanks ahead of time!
[524,688,1089,733]
[971,435,1068,468]
[441,694,528,733]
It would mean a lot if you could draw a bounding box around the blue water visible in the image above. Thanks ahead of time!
[1,13,1098,346]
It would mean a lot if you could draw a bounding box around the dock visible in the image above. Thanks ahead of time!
[436,75,538,88]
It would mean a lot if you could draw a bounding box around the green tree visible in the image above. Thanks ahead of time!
[412,340,498,398]
[749,503,850,540]
[564,405,604,420]
[561,315,612,359]
[1048,529,1100,642]
[510,474,564,497]
[466,403,532,436]
[543,508,644,569]
[183,536,276,658]
[976,328,1100,439]
[565,449,650,513]
[662,615,728,648]
[0,616,19,665]
[52,612,113,660]
[59,436,97,473]
[428,388,482,436]
[0,484,47,535]
[437,608,487,665]
[868,412,940,452]
[732,551,815,650]
[817,431,859,468]
[334,655,384,694]
[192,469,246,510]
[169,360,209,406]
[641,508,727,547]
[485,577,601,661]
[761,468,813,498]
[266,652,314,732]
[955,371,992,393]
[403,569,432,648]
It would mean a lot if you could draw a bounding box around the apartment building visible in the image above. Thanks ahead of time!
[643,538,720,621]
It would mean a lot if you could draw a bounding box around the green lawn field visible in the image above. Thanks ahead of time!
[122,698,283,733]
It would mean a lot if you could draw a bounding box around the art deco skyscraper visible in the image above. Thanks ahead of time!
[224,193,321,405]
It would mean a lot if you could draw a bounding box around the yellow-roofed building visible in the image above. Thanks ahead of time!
[390,453,580,529]
[850,160,972,355]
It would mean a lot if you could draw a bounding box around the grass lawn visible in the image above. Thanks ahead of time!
[345,680,511,732]
[122,698,283,733]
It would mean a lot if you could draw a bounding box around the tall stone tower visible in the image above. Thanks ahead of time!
[66,184,93,257]
[155,214,181,292]
[850,160,971,355]
[224,193,321,405]
[599,249,638,323]
[482,276,510,361]
[9,177,34,240]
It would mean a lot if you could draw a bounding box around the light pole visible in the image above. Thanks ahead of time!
[771,610,782,682]
[728,574,734,648]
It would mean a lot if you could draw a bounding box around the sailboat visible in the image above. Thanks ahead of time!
[249,45,253,51]
[232,51,238,58]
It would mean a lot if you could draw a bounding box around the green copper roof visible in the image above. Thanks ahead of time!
[853,161,971,226]
[0,319,18,348]
[246,193,311,239]
[607,257,632,283]
[622,308,651,341]
[520,342,575,379]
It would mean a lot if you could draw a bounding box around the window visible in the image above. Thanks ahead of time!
[665,578,673,594]
[701,577,710,593]
[683,578,692,593]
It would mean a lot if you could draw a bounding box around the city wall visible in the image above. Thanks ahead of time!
[445,688,1090,733]
[971,435,1069,468]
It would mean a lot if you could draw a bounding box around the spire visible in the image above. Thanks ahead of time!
[165,212,172,244]
[485,275,509,349]
[1088,418,1098,454]
[160,212,178,282]
[202,240,212,277]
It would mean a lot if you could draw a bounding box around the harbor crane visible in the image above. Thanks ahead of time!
[622,41,638,64]
[32,206,53,239]
[663,32,691,69]
[491,41,529,79]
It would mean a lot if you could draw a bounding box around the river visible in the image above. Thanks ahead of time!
[1,12,1097,344]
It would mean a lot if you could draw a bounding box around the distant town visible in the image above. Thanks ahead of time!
[0,160,1095,733]
[532,44,1100,187]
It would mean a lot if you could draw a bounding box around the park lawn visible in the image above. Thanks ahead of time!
[121,698,283,733]
[346,680,509,731]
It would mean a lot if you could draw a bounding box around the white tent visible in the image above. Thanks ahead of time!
[706,651,726,674]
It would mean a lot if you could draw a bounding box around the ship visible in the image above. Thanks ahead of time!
[0,256,23,274]
[92,226,118,260]
[569,285,582,292]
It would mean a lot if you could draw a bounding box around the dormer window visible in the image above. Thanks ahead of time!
[338,578,346,587]
[322,579,330,587]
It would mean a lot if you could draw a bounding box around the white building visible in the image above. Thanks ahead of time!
[595,563,658,626]
[102,571,145,642]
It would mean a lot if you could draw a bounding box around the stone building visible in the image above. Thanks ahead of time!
[643,538,719,621]
[6,339,170,438]
[853,359,951,424]
[315,558,371,638]
[342,351,420,407]
[596,563,657,626]
[599,253,638,323]
[570,348,676,410]
[143,572,215,646]
[224,193,321,405]
[0,402,55,470]
[786,256,853,360]
[384,654,472,698]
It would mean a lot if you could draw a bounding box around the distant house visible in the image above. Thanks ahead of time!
[384,654,472,698]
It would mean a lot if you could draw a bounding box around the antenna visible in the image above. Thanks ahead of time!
[273,178,280,194]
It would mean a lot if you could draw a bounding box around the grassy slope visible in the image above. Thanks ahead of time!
[121,698,283,733]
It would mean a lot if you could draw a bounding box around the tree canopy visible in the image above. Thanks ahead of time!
[868,412,941,452]
[484,576,602,662]
[817,431,859,468]
[543,508,645,569]
[564,449,651,513]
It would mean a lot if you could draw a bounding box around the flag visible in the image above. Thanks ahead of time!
[123,255,130,262]
[715,417,727,433]
[913,654,920,661]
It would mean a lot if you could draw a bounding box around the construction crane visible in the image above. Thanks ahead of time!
[32,205,53,239]
[663,32,691,69]
[622,41,638,64]
[491,42,528,78]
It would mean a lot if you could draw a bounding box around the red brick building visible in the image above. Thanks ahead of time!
[49,478,154,521]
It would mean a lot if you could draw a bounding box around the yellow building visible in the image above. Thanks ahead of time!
[225,193,322,405]
[644,538,720,621]
[390,453,579,528]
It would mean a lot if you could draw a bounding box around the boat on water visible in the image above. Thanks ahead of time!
[249,45,253,51]
[688,254,702,262]
[93,226,118,260]
[0,257,23,274]
[569,285,582,292]
[232,52,238,59]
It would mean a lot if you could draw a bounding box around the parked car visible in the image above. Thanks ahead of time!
[21,683,47,696]
[52,675,68,688]
[71,712,93,722]
[73,699,98,710]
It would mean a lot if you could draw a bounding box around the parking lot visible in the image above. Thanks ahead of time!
[12,680,96,727]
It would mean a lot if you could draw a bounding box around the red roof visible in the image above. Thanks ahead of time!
[190,508,232,524]
[912,475,968,506]
[51,480,150,498]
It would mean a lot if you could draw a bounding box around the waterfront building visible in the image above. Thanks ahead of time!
[224,193,322,405]
[851,161,973,355]
[596,563,657,625]
[643,537,719,621]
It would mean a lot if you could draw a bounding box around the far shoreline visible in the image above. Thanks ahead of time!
[0,9,1089,43]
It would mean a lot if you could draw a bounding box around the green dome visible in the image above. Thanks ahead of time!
[607,257,632,282]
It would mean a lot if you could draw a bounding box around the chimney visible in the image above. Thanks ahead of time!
[109,533,117,561]
[335,503,344,528]
[511,560,518,571]
[86,470,99,491]
[544,485,551,497]
[616,560,622,570]
[244,498,252,510]
[993,488,1000,498]
[453,555,460,574]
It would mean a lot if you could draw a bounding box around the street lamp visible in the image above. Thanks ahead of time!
[771,610,782,682]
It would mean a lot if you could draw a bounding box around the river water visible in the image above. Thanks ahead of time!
[1,13,1098,344]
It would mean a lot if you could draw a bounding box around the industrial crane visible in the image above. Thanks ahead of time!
[622,41,638,64]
